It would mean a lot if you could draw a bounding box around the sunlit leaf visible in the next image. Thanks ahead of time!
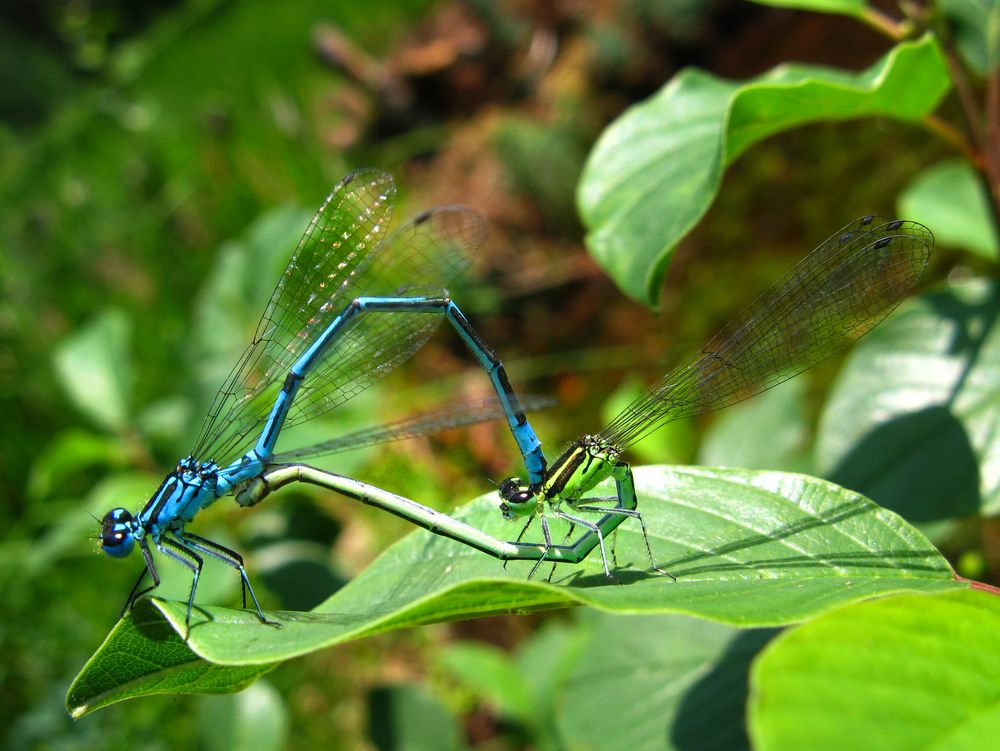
[898,159,998,260]
[749,588,1000,750]
[70,466,958,683]
[578,35,949,304]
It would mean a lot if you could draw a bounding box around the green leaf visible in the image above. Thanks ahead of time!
[557,611,776,751]
[130,466,962,669]
[53,309,134,432]
[898,159,999,260]
[197,681,289,751]
[939,0,1000,75]
[748,588,1000,750]
[698,377,812,474]
[368,684,465,751]
[26,429,128,501]
[66,601,275,718]
[749,0,866,17]
[578,35,950,304]
[817,280,1000,518]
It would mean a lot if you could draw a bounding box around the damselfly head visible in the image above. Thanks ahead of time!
[100,508,136,559]
[497,477,535,520]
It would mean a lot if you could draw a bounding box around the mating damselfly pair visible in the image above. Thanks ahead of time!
[99,169,933,627]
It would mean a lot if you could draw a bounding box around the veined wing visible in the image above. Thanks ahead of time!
[272,394,555,461]
[599,217,933,450]
[190,170,485,465]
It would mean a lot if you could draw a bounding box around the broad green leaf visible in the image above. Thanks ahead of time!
[698,377,812,474]
[118,466,964,669]
[748,588,1000,750]
[368,684,465,751]
[749,0,866,17]
[53,309,133,432]
[198,681,289,751]
[578,35,949,304]
[817,281,1000,517]
[898,159,999,260]
[939,0,1000,75]
[66,601,275,718]
[557,611,776,751]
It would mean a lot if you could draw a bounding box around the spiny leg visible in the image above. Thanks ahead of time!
[121,542,161,617]
[526,514,554,580]
[547,518,577,582]
[158,537,203,631]
[503,514,536,572]
[576,503,673,579]
[552,509,614,580]
[575,496,620,569]
[181,532,279,626]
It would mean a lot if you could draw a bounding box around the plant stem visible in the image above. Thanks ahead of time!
[986,68,1000,201]
[932,11,1000,238]
[860,7,907,40]
[923,114,978,163]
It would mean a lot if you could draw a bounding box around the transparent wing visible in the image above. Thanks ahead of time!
[190,169,486,465]
[598,217,934,450]
[288,206,486,428]
[271,394,555,461]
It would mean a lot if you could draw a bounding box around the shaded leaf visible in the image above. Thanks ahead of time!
[66,601,275,718]
[368,684,465,751]
[578,35,949,304]
[440,643,535,722]
[558,610,776,751]
[748,588,1000,750]
[442,621,586,750]
[26,429,128,502]
[198,681,289,751]
[817,281,1000,517]
[939,0,1000,75]
[698,377,812,474]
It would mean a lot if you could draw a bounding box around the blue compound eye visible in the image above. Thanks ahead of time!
[100,508,136,558]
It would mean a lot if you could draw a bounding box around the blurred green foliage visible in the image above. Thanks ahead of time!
[4,0,1000,749]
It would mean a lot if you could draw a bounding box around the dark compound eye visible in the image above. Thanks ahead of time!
[103,528,126,545]
[102,508,132,527]
[498,478,533,504]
